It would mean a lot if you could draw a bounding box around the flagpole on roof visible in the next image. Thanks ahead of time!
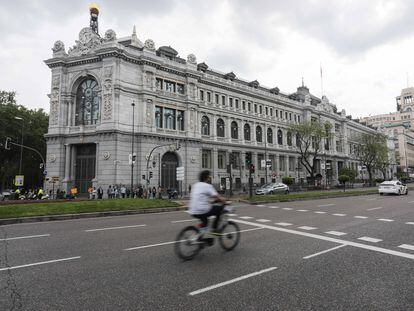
[320,62,324,97]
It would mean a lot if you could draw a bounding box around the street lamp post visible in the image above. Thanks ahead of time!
[14,116,24,175]
[131,101,135,192]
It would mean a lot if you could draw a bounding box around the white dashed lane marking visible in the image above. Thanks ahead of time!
[268,206,279,209]
[314,211,326,214]
[398,244,414,251]
[405,222,414,225]
[325,231,347,236]
[332,213,347,217]
[189,267,277,296]
[256,219,271,223]
[239,216,253,220]
[358,237,383,243]
[354,216,368,219]
[233,219,414,260]
[367,207,383,211]
[275,222,293,226]
[298,226,317,231]
[282,208,293,210]
[227,214,237,217]
[256,205,265,207]
[377,218,394,222]
[297,209,309,212]
[318,204,335,207]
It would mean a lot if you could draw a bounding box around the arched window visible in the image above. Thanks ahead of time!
[277,129,283,145]
[75,78,100,125]
[201,116,210,135]
[217,118,225,137]
[244,124,251,141]
[231,121,238,139]
[287,131,292,146]
[267,128,273,144]
[256,126,262,142]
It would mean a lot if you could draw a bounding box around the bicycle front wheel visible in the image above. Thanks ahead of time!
[174,226,202,261]
[219,221,240,251]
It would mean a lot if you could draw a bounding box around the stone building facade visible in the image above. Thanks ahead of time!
[360,87,414,174]
[44,8,379,194]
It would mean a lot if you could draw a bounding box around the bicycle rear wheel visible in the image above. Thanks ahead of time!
[219,221,240,251]
[174,226,202,261]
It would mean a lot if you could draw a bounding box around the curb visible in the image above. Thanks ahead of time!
[0,206,187,226]
[243,191,378,205]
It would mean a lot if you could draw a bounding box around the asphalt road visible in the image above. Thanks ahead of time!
[0,193,413,310]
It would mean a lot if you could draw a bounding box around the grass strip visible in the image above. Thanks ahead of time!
[245,189,378,203]
[0,199,180,219]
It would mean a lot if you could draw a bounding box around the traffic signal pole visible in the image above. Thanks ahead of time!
[249,165,253,199]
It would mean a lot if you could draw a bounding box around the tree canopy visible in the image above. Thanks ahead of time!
[289,120,332,181]
[0,91,48,190]
[355,133,388,185]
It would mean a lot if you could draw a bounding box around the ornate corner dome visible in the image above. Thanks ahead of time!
[197,62,208,72]
[157,46,178,60]
[248,80,259,88]
[224,72,236,81]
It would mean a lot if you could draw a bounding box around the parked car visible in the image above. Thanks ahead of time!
[378,180,408,195]
[0,190,12,201]
[255,183,289,195]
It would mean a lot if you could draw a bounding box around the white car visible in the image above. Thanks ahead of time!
[378,180,408,195]
[255,183,289,195]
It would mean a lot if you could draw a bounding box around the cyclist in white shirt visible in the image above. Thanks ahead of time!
[189,170,226,232]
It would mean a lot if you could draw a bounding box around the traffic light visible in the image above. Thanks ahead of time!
[4,137,11,150]
[249,164,255,174]
[149,171,153,179]
[245,152,252,166]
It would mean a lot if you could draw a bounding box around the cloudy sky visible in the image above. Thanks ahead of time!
[1,0,414,118]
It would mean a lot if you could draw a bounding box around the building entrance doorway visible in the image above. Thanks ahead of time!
[161,152,178,190]
[74,144,96,193]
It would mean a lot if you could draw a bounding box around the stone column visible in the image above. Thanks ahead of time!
[212,148,218,182]
[285,155,289,177]
[62,144,71,193]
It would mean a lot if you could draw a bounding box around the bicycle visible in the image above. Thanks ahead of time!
[174,204,240,261]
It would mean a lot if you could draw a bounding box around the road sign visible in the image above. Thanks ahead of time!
[261,160,266,168]
[176,166,184,180]
[321,163,325,170]
[226,178,230,189]
[15,175,24,187]
[52,176,60,182]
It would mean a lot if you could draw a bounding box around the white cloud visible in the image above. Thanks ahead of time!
[0,0,413,118]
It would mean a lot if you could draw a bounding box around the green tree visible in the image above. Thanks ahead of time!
[289,120,332,182]
[338,175,350,192]
[338,167,357,184]
[355,133,388,186]
[0,91,49,190]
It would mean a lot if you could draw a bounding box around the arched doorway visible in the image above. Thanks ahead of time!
[161,152,179,189]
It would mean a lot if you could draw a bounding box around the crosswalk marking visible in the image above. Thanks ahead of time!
[275,222,293,226]
[325,231,347,236]
[358,237,382,243]
[398,244,414,251]
[332,213,347,216]
[256,219,271,223]
[377,218,394,222]
[239,216,253,220]
[298,226,317,231]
